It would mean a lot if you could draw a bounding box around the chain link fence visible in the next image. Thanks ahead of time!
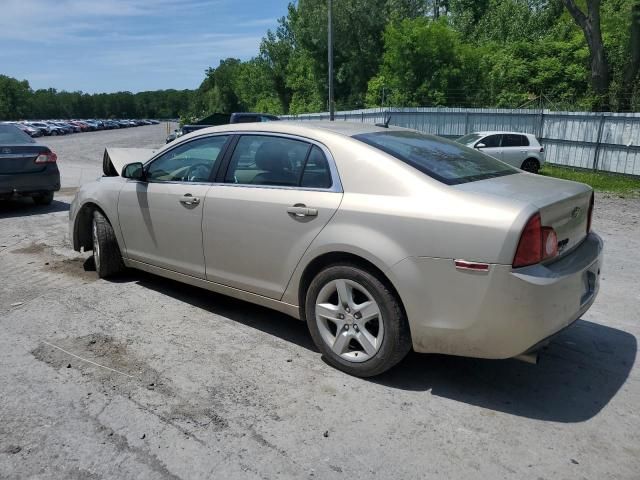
[283,107,640,176]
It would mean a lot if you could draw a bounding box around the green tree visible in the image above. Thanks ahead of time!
[366,18,482,107]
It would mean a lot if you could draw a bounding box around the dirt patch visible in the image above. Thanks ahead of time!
[31,333,164,389]
[11,242,48,254]
[10,241,96,281]
[44,256,96,281]
[31,334,229,436]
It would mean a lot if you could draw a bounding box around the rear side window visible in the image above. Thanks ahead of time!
[353,130,517,185]
[0,125,34,144]
[301,146,332,188]
[225,135,333,188]
[502,134,529,147]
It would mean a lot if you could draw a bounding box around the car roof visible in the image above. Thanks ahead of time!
[473,131,536,137]
[192,120,409,139]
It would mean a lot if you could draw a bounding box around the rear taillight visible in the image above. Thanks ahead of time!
[513,212,558,268]
[540,147,544,153]
[35,151,57,164]
[587,193,594,233]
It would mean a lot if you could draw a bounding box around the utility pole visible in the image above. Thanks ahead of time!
[328,0,335,121]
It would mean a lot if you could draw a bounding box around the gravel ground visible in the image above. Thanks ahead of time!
[0,126,639,479]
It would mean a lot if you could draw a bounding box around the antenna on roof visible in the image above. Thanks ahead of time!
[375,114,392,128]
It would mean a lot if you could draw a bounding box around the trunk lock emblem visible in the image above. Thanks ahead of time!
[571,207,581,219]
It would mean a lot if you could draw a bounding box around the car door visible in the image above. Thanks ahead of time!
[202,134,343,300]
[500,133,529,167]
[476,134,502,160]
[117,134,230,278]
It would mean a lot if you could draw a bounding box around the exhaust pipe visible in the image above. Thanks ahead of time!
[514,352,539,365]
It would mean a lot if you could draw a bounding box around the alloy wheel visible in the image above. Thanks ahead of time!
[315,279,384,363]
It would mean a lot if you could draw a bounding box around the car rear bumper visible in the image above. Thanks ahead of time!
[0,166,60,198]
[392,232,603,359]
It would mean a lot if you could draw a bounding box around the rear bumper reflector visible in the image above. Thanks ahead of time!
[454,260,490,272]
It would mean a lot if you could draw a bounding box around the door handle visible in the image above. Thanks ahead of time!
[180,194,200,206]
[287,204,318,217]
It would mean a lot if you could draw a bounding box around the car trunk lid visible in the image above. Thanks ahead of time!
[0,146,49,174]
[454,172,592,259]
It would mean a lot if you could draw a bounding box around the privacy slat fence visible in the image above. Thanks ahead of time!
[283,107,640,176]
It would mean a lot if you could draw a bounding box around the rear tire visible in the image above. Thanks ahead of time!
[305,264,411,377]
[32,192,54,205]
[521,158,540,174]
[92,211,124,278]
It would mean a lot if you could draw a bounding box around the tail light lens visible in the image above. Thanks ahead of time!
[35,151,57,164]
[540,147,545,153]
[587,193,594,233]
[513,212,558,268]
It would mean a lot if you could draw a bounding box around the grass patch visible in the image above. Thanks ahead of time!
[540,165,640,197]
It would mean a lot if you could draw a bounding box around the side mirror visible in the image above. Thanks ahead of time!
[475,142,486,149]
[122,162,145,180]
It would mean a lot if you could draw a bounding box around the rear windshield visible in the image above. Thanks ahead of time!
[353,130,517,185]
[0,124,35,144]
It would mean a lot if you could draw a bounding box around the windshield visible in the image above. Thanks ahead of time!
[0,124,35,144]
[456,133,484,145]
[353,130,517,185]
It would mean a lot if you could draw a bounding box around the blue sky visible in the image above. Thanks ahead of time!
[0,0,290,93]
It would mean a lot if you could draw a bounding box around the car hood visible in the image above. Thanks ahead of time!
[103,147,157,176]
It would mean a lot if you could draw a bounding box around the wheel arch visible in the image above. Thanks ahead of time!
[296,251,408,326]
[521,157,540,169]
[73,202,113,252]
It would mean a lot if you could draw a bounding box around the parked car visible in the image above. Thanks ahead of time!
[166,112,280,143]
[230,112,280,123]
[0,123,60,205]
[456,131,545,173]
[27,122,57,136]
[70,122,601,377]
[52,121,76,134]
[68,121,89,132]
[10,123,42,137]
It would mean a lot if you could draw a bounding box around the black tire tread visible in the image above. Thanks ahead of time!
[93,210,124,278]
[33,192,54,205]
[522,158,540,174]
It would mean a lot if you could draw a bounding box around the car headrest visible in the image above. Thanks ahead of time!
[255,142,287,172]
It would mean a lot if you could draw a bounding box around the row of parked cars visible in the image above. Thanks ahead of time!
[3,119,160,138]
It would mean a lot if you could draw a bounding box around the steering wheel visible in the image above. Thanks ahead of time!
[186,163,211,182]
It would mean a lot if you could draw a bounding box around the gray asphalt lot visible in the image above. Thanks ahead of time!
[0,125,639,479]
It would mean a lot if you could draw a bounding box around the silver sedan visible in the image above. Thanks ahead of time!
[70,121,603,377]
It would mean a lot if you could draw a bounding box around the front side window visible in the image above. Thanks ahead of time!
[353,130,517,185]
[480,134,502,148]
[146,135,228,182]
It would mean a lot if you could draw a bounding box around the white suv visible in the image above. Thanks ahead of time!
[456,131,545,173]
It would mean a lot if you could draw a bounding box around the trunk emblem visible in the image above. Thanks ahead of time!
[1,148,11,154]
[571,207,581,219]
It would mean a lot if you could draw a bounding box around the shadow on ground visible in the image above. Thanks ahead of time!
[110,268,636,424]
[0,198,69,218]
